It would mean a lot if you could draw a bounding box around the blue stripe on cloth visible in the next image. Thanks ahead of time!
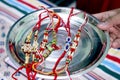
[5,0,33,13]
[38,0,54,7]
[101,59,120,74]
[13,0,35,11]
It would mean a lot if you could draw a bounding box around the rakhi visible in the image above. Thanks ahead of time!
[52,9,88,80]
[52,7,74,80]
[65,13,88,80]
[11,6,57,80]
[31,7,63,73]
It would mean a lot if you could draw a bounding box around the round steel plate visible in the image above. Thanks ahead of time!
[6,7,110,79]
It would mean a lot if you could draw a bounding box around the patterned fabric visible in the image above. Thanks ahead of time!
[0,0,120,80]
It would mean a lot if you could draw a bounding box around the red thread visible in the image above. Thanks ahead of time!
[12,66,25,80]
[52,51,67,79]
[66,68,72,80]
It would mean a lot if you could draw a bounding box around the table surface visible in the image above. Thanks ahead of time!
[0,0,120,80]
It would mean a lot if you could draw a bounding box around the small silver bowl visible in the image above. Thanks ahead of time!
[6,7,110,79]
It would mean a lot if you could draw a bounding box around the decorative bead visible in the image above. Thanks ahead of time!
[43,39,48,43]
[44,31,48,36]
[21,43,33,53]
[66,59,71,64]
[70,47,75,52]
[25,54,30,64]
[32,54,35,61]
[73,40,79,46]
[76,33,80,38]
[46,43,54,51]
[67,55,72,60]
[33,41,38,49]
[39,47,45,51]
[71,42,77,49]
[53,38,57,43]
[66,37,71,43]
[66,59,70,64]
[26,31,32,40]
[64,43,70,51]
[44,35,48,40]
[43,53,47,58]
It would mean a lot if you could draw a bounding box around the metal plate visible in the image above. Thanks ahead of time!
[6,7,110,79]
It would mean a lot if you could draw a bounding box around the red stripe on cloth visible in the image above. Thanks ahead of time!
[18,0,39,10]
[0,8,20,19]
[106,54,120,64]
[88,71,105,80]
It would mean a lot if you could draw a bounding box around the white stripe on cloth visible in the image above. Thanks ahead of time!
[0,2,24,18]
[108,48,120,58]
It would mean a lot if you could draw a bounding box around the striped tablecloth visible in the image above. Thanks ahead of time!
[0,0,120,80]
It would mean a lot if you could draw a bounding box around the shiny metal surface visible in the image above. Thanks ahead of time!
[6,7,110,79]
